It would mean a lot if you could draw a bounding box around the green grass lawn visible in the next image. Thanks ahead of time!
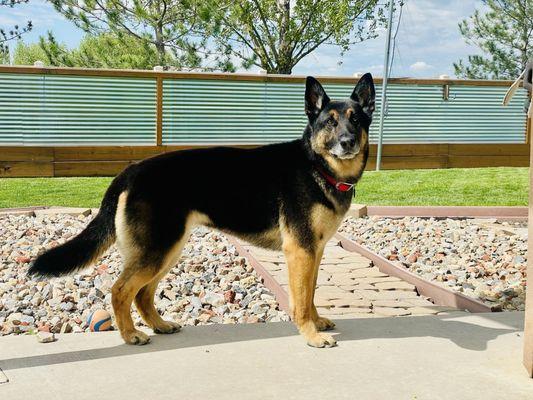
[0,167,528,208]
[356,167,528,206]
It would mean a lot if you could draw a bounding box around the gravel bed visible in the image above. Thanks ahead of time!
[339,216,527,311]
[0,213,288,336]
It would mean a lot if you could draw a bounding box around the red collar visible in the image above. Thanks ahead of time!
[315,166,355,192]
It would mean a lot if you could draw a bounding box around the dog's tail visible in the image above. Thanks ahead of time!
[28,168,133,278]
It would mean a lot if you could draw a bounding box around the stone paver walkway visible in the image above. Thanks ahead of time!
[240,240,465,318]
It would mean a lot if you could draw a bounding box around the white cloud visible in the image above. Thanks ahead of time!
[410,61,433,71]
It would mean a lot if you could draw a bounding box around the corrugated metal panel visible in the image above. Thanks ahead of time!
[380,84,527,143]
[162,79,371,144]
[0,73,39,145]
[163,79,268,144]
[0,74,156,145]
[0,72,528,145]
[162,79,527,144]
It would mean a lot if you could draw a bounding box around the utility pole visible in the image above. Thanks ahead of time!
[376,0,395,171]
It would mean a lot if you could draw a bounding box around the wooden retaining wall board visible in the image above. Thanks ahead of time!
[0,143,529,177]
[335,233,492,313]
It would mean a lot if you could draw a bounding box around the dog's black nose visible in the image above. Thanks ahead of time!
[340,137,356,150]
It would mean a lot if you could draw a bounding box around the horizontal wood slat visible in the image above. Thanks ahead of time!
[0,65,515,86]
[0,147,54,161]
[53,146,163,161]
[448,143,530,156]
[0,161,53,177]
[368,144,450,156]
[0,144,529,177]
[366,155,449,170]
[447,155,530,168]
[54,161,133,177]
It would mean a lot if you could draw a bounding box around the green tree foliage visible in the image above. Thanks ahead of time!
[454,0,532,79]
[0,0,33,60]
[13,32,166,69]
[209,0,386,74]
[12,40,47,65]
[49,0,229,70]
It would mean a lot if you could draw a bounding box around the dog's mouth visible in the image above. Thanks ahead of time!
[332,151,358,160]
[329,146,360,160]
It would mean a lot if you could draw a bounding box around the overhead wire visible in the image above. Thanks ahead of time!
[388,0,404,78]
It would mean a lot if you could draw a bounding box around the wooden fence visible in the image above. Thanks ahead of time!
[0,66,529,177]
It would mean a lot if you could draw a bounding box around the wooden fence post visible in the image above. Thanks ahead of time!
[525,109,533,377]
[156,76,163,147]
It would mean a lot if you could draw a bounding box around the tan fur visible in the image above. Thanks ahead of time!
[311,122,369,181]
[281,227,336,347]
[345,108,354,119]
[323,128,369,180]
[113,192,211,344]
[310,126,336,159]
[310,246,335,331]
[233,227,282,250]
[308,204,343,332]
[310,203,344,243]
[329,109,340,121]
[115,192,139,262]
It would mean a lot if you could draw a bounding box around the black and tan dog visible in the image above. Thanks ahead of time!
[30,74,376,348]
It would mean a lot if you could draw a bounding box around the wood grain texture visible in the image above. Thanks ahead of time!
[0,147,54,162]
[0,143,529,177]
[0,161,53,177]
[524,113,533,378]
[156,77,163,146]
[53,161,132,177]
[335,233,492,313]
[0,65,515,86]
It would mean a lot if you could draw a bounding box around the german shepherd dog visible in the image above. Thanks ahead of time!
[30,74,376,348]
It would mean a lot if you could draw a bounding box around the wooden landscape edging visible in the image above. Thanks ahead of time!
[334,233,492,313]
[227,236,290,314]
[365,205,528,219]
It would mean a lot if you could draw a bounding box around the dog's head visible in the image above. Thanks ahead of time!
[304,73,375,160]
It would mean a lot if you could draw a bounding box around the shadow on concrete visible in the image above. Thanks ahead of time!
[1,312,522,371]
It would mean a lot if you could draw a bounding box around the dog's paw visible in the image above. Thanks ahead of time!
[123,329,151,345]
[306,332,337,348]
[315,316,335,331]
[153,321,181,334]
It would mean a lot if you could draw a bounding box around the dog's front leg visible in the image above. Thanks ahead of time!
[310,249,336,332]
[283,236,337,348]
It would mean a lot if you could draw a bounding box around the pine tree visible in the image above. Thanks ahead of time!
[454,0,532,79]
[50,0,229,71]
[0,0,33,60]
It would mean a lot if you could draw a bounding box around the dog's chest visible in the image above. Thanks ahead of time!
[311,204,344,244]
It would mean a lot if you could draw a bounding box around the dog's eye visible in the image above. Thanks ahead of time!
[327,116,337,127]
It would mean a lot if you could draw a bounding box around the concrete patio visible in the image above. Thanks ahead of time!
[1,312,531,399]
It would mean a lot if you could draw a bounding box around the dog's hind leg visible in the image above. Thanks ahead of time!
[134,278,180,334]
[112,265,157,345]
[134,235,189,334]
[283,234,337,348]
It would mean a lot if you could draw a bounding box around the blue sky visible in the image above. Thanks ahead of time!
[1,0,484,77]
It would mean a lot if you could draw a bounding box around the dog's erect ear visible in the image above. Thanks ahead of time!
[351,73,376,118]
[305,76,330,120]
